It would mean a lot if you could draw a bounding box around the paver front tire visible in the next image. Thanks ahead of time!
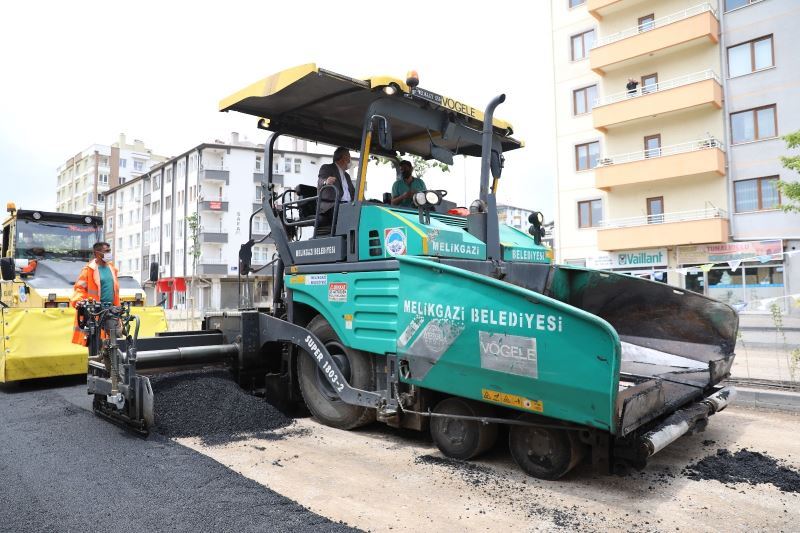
[298,315,375,430]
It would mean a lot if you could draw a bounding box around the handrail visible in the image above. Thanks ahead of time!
[598,137,724,166]
[592,3,718,49]
[600,208,727,229]
[594,69,720,107]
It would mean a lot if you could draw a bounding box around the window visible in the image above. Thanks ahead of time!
[151,201,160,215]
[578,199,603,228]
[575,141,600,171]
[164,252,171,266]
[177,190,184,206]
[255,155,262,171]
[153,175,161,191]
[165,223,171,239]
[189,186,195,202]
[638,14,655,32]
[177,161,185,179]
[189,154,197,172]
[570,30,595,61]
[128,235,133,248]
[728,35,773,78]
[731,105,777,144]
[644,134,661,158]
[569,0,584,7]
[255,185,264,201]
[734,176,781,212]
[117,237,123,250]
[120,177,126,185]
[641,73,658,94]
[152,227,160,242]
[99,174,109,184]
[177,219,184,238]
[143,231,149,245]
[647,197,664,224]
[294,158,301,173]
[100,156,109,167]
[273,159,281,173]
[135,233,140,246]
[134,258,139,272]
[133,160,144,171]
[107,217,114,232]
[725,0,761,11]
[165,196,172,210]
[573,85,597,115]
[284,158,292,173]
[119,159,127,168]
[118,214,123,228]
[166,168,173,184]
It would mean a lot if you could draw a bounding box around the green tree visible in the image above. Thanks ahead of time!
[374,154,450,179]
[186,212,202,326]
[778,130,800,213]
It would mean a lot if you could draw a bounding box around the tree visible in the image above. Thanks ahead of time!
[186,212,202,326]
[374,154,450,179]
[778,130,800,213]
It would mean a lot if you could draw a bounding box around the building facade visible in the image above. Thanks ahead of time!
[55,134,165,216]
[103,134,332,311]
[551,0,800,313]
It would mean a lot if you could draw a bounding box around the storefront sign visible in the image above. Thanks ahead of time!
[677,240,782,265]
[586,248,668,270]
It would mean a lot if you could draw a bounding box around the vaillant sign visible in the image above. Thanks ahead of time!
[587,248,668,269]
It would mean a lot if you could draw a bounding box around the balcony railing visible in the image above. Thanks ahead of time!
[592,3,718,49]
[600,208,727,229]
[598,137,724,166]
[594,70,720,108]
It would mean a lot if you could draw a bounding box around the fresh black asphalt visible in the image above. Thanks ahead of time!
[0,377,358,533]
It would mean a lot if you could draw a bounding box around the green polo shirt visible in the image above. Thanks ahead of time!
[98,264,115,304]
[391,177,427,207]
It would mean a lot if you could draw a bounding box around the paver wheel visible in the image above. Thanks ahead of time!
[508,415,586,480]
[298,315,375,430]
[430,397,498,460]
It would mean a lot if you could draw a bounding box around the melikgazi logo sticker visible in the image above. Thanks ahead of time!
[384,227,407,257]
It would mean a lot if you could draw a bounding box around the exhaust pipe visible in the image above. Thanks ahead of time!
[642,387,735,457]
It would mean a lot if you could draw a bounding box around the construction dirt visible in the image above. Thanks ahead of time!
[684,448,800,493]
[151,368,293,445]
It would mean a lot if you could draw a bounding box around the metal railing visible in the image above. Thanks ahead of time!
[598,137,724,166]
[600,207,727,229]
[592,3,718,48]
[594,69,721,107]
[200,164,228,171]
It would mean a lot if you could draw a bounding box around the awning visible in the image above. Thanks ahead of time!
[156,277,187,293]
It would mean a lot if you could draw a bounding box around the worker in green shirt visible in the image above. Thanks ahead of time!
[391,160,426,207]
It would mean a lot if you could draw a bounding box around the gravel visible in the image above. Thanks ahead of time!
[684,448,800,493]
[151,368,293,445]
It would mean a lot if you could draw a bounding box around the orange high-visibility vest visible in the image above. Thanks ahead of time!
[70,259,120,346]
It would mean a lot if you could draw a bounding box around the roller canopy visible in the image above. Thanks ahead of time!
[219,63,522,159]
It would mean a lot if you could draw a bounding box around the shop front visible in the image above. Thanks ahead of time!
[677,240,785,313]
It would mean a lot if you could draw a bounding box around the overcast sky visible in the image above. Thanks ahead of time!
[0,0,556,220]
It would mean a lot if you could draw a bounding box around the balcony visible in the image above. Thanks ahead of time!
[592,70,722,131]
[595,138,725,190]
[199,231,229,244]
[597,208,729,250]
[200,166,230,184]
[590,3,719,75]
[199,199,229,212]
[253,172,283,185]
[588,0,650,19]
[198,260,228,275]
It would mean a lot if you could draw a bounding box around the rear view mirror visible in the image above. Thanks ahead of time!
[431,145,454,165]
[149,262,159,283]
[490,150,504,179]
[376,117,392,151]
[0,257,15,281]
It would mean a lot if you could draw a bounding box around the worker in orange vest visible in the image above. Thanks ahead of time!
[70,242,120,346]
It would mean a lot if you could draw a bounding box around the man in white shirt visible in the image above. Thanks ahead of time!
[316,147,356,228]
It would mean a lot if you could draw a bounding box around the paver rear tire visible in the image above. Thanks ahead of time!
[430,397,498,460]
[508,416,586,480]
[298,315,375,430]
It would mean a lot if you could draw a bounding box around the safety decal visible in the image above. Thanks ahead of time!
[18,285,27,303]
[288,275,305,284]
[344,313,353,330]
[481,389,543,413]
[328,282,347,302]
[306,274,328,285]
[384,227,407,257]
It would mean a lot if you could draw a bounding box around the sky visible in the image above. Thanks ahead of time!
[0,0,556,220]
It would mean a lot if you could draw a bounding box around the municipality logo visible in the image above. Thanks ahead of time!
[384,227,407,256]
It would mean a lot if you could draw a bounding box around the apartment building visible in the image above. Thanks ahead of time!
[55,134,165,216]
[103,134,332,310]
[551,0,800,313]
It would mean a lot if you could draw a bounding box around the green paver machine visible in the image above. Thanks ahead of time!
[86,64,737,479]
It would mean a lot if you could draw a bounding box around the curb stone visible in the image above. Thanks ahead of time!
[732,386,800,413]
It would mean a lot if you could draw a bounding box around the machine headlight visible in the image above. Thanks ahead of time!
[425,191,440,205]
[413,191,427,207]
